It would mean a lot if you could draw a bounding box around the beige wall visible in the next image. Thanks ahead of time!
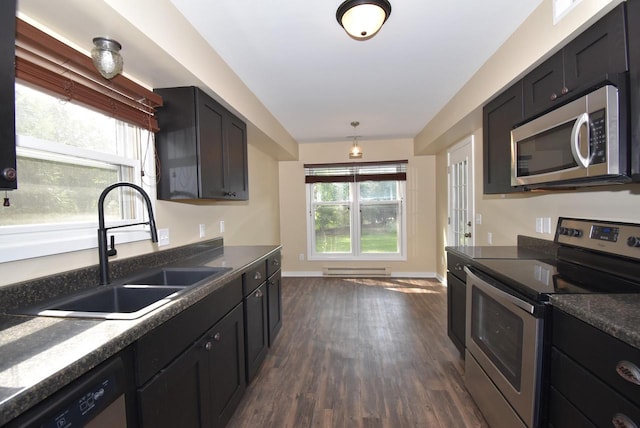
[279,139,437,277]
[0,142,281,287]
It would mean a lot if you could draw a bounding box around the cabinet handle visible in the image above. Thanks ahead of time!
[612,413,637,428]
[550,92,558,101]
[256,289,263,298]
[254,271,262,280]
[561,86,569,95]
[616,361,640,385]
[273,259,280,267]
[213,332,221,342]
[224,191,237,197]
[204,341,212,351]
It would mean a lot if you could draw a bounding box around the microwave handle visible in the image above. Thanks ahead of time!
[570,113,590,168]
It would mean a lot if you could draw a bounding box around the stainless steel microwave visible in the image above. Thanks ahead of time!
[511,85,630,188]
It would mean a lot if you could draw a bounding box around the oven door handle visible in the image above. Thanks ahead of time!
[464,266,535,315]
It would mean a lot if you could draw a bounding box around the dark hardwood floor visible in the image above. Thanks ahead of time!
[227,277,488,428]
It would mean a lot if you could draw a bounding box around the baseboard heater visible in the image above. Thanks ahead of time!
[322,267,391,277]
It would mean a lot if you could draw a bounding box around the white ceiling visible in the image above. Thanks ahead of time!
[17,0,544,144]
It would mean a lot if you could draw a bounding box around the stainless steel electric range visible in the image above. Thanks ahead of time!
[464,217,640,428]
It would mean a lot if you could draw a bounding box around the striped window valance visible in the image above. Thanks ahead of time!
[304,160,408,183]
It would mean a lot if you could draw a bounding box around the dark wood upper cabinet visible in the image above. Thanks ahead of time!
[523,3,628,120]
[0,0,17,190]
[483,80,524,194]
[629,0,640,180]
[155,86,248,201]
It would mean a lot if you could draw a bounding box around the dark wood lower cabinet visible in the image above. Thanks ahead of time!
[446,272,465,356]
[245,282,268,383]
[267,270,282,346]
[137,303,245,428]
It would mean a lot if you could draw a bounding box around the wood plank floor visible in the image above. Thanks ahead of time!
[227,277,488,428]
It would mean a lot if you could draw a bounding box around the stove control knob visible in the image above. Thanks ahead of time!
[558,227,568,235]
[570,228,583,237]
[627,236,640,248]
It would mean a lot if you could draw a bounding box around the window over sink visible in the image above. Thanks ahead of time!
[0,83,157,263]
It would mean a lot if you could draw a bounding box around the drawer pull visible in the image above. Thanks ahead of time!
[254,271,262,280]
[214,332,221,342]
[256,289,263,298]
[616,361,640,385]
[612,413,637,428]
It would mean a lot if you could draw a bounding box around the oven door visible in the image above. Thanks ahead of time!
[465,267,544,428]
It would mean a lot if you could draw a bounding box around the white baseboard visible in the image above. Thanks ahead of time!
[282,271,439,279]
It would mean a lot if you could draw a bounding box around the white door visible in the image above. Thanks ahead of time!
[448,136,475,246]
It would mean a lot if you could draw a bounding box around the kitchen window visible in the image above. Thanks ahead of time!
[305,161,407,260]
[0,19,162,263]
[0,84,157,263]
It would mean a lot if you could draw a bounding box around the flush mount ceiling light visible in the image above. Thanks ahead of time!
[91,37,123,79]
[336,0,392,41]
[348,121,363,159]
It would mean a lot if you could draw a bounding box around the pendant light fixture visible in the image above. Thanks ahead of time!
[336,0,392,41]
[91,37,124,79]
[348,121,363,159]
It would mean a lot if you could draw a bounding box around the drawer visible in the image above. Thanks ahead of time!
[550,348,640,428]
[446,251,469,282]
[266,251,281,277]
[552,309,640,408]
[243,261,266,296]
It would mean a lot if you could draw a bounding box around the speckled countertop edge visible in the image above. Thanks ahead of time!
[0,242,281,425]
[550,294,640,350]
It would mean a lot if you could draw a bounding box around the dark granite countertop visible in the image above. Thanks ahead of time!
[550,294,640,350]
[0,242,280,425]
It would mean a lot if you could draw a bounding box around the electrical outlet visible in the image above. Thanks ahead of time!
[199,224,206,238]
[158,228,170,246]
[543,217,552,234]
[487,232,493,245]
[219,220,225,234]
[536,217,543,233]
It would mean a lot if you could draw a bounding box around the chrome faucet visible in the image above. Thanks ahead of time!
[97,183,158,285]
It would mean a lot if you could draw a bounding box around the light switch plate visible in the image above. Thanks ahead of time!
[199,224,206,238]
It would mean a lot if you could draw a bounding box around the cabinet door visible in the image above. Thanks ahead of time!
[563,3,628,93]
[137,341,211,428]
[206,303,246,428]
[446,272,465,356]
[245,282,268,382]
[267,271,282,346]
[522,51,564,119]
[197,91,226,199]
[483,81,524,194]
[0,0,16,190]
[626,0,640,181]
[222,113,248,200]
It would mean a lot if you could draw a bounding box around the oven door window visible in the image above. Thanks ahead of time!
[471,287,523,391]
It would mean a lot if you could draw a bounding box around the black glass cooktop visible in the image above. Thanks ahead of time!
[473,258,617,302]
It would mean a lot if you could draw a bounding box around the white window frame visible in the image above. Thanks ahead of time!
[0,130,156,263]
[306,180,407,261]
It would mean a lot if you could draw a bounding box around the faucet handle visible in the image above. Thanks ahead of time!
[107,235,118,257]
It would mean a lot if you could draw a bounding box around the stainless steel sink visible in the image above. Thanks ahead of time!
[123,266,231,286]
[20,267,231,320]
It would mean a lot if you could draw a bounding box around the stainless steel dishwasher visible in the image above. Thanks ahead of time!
[6,352,133,428]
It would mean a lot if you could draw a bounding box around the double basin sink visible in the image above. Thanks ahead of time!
[20,267,231,320]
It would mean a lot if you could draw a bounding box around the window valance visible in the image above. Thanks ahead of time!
[304,160,408,183]
[15,18,162,131]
